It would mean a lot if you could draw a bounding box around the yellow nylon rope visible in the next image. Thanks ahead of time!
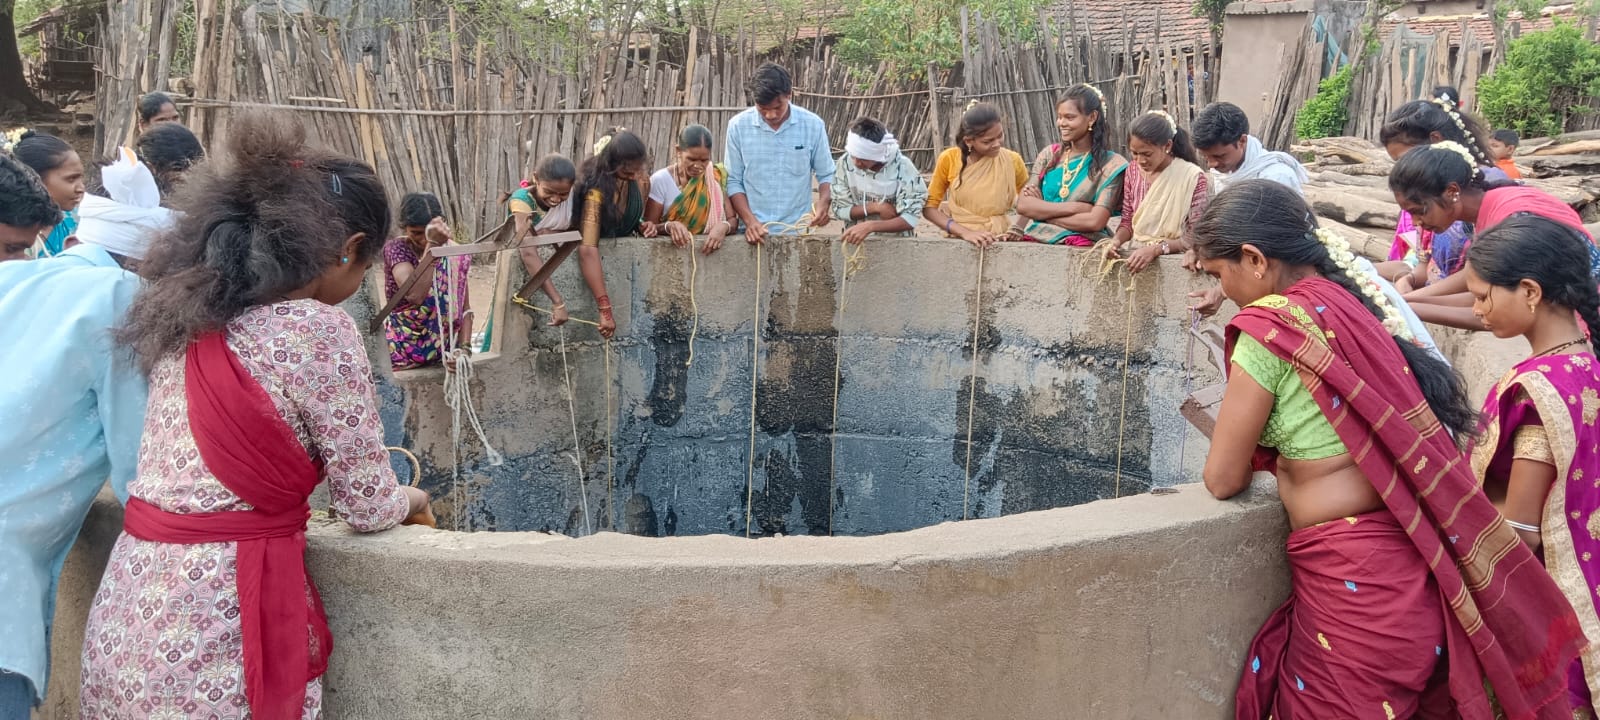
[827,240,868,535]
[744,241,763,538]
[961,246,986,520]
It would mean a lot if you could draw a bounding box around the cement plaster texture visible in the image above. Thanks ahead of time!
[376,236,1230,536]
[48,475,1291,719]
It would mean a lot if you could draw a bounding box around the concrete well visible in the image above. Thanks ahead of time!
[379,236,1229,536]
[48,476,1292,719]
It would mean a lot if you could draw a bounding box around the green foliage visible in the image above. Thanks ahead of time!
[833,0,1048,79]
[1190,0,1232,29]
[1478,22,1600,138]
[1295,62,1353,140]
[11,0,52,58]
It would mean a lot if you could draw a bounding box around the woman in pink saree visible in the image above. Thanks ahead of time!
[1465,213,1600,716]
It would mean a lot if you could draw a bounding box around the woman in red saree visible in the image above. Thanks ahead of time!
[1192,179,1585,719]
[79,113,433,719]
[1465,214,1600,717]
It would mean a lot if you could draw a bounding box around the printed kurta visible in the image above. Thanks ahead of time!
[79,300,410,718]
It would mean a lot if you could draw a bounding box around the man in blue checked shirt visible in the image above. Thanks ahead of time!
[724,62,835,244]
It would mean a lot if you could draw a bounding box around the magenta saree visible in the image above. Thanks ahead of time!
[1471,351,1600,714]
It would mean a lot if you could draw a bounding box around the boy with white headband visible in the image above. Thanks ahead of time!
[830,117,928,245]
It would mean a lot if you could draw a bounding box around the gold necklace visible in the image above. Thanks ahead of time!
[1056,149,1093,201]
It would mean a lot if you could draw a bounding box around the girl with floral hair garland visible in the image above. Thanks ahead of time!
[1376,92,1508,291]
[1389,140,1596,331]
[1192,178,1585,719]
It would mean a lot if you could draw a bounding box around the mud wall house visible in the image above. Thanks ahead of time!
[18,2,99,99]
[1216,0,1365,128]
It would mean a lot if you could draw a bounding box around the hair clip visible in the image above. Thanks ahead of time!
[329,172,342,196]
[965,99,979,111]
[520,179,532,188]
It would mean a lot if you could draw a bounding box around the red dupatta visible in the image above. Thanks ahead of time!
[122,331,329,720]
[1226,277,1585,720]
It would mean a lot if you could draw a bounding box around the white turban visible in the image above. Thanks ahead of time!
[77,195,175,261]
[76,146,175,261]
[845,131,899,164]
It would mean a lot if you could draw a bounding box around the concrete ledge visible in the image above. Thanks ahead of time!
[50,477,1289,718]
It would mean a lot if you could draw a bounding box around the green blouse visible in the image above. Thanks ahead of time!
[1231,305,1349,461]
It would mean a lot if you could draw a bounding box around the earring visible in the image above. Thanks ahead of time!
[1528,302,1537,315]
[1253,271,1263,279]
[342,256,349,264]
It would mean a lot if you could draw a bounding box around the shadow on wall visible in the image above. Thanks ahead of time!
[47,476,1292,719]
[375,236,1230,536]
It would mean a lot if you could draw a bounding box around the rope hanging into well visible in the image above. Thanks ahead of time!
[744,241,764,538]
[511,294,615,532]
[1080,240,1140,499]
[827,240,868,535]
[435,249,504,532]
[961,246,987,521]
[555,324,594,536]
[685,241,701,368]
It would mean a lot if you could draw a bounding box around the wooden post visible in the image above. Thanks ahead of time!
[926,63,943,150]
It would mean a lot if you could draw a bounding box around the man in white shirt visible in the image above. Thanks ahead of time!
[1186,103,1439,356]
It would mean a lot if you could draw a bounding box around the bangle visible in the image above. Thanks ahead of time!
[945,218,955,234]
[553,303,566,310]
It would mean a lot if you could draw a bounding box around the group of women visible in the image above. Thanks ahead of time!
[383,82,1222,366]
[1192,91,1600,716]
[3,92,203,262]
[14,75,1593,717]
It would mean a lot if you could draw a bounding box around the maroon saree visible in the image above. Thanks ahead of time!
[1227,278,1585,720]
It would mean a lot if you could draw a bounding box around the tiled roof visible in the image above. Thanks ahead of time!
[1046,0,1215,51]
[1377,3,1577,46]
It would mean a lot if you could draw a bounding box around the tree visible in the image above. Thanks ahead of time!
[0,0,45,115]
[1478,22,1600,137]
[834,0,1049,79]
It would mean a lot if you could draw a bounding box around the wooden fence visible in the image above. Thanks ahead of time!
[961,3,1220,163]
[1344,23,1490,143]
[104,4,1222,239]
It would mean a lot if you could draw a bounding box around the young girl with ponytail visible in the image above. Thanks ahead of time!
[922,102,1029,247]
[1464,214,1600,715]
[1192,179,1583,719]
[81,111,431,718]
[1388,140,1596,330]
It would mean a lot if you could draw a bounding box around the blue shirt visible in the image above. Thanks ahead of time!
[724,103,835,230]
[0,244,146,700]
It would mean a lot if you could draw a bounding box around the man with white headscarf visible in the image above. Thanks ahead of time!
[59,146,176,270]
[830,117,928,245]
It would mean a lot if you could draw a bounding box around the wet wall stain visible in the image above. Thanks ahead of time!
[744,240,841,537]
[645,311,691,428]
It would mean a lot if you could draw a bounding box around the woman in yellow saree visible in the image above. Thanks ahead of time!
[922,102,1029,247]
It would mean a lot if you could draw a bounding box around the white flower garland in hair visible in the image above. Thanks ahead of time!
[1429,140,1478,171]
[1085,84,1105,102]
[1313,227,1417,342]
[1150,109,1177,134]
[0,127,24,154]
[1429,95,1481,162]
